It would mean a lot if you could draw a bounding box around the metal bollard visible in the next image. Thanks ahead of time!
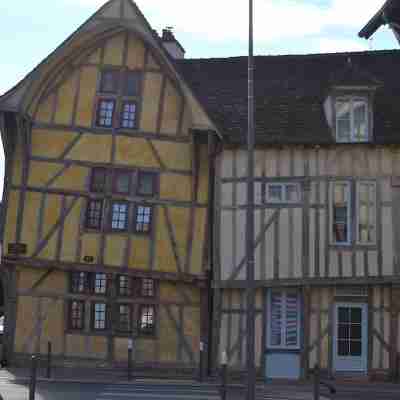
[128,339,133,381]
[29,355,38,400]
[198,341,204,382]
[313,364,320,400]
[220,351,228,400]
[46,342,52,379]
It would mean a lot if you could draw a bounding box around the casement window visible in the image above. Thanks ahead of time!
[94,273,107,295]
[120,102,137,129]
[110,201,129,231]
[96,99,115,128]
[85,199,103,230]
[99,70,119,94]
[137,172,157,197]
[91,168,107,193]
[69,300,85,330]
[113,170,131,195]
[92,302,108,330]
[268,290,301,349]
[266,183,301,203]
[138,305,156,336]
[330,181,376,246]
[71,272,88,293]
[335,97,369,143]
[123,71,141,97]
[117,275,133,297]
[117,304,132,332]
[141,278,155,297]
[134,205,152,234]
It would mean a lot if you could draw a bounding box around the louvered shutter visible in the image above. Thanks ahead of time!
[285,292,299,347]
[270,292,282,346]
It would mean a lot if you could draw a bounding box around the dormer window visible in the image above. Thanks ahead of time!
[335,96,369,143]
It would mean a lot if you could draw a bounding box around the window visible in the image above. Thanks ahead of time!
[94,273,107,295]
[134,205,152,233]
[120,102,137,129]
[100,70,119,93]
[331,182,351,245]
[118,275,133,297]
[266,183,301,203]
[113,171,131,195]
[335,97,369,143]
[91,168,107,193]
[268,290,300,349]
[138,305,155,336]
[71,272,88,293]
[69,300,85,330]
[85,200,103,230]
[357,181,376,245]
[93,303,108,330]
[141,278,155,297]
[117,304,132,332]
[96,99,115,128]
[110,201,129,231]
[124,72,140,96]
[137,172,157,196]
[337,306,362,356]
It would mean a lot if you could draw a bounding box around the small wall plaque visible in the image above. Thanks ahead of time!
[8,243,27,256]
[83,256,94,263]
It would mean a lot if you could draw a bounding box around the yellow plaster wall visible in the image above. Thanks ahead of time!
[28,161,63,187]
[31,129,78,158]
[160,174,192,202]
[159,306,179,362]
[126,34,145,69]
[115,136,158,168]
[54,71,78,125]
[60,198,82,262]
[151,141,191,171]
[66,334,86,357]
[90,336,107,359]
[80,233,100,264]
[169,207,190,266]
[180,105,191,136]
[4,190,19,250]
[36,93,54,123]
[15,296,36,354]
[75,66,98,127]
[104,235,125,267]
[129,236,150,269]
[21,192,41,256]
[51,165,89,191]
[140,72,162,132]
[190,208,207,274]
[11,144,23,186]
[197,146,209,203]
[114,338,130,361]
[67,134,111,163]
[160,80,180,135]
[184,307,200,362]
[136,339,156,362]
[103,34,125,66]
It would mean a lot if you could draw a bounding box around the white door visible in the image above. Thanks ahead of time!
[333,303,368,372]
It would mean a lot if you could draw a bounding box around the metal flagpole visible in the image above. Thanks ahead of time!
[246,0,256,399]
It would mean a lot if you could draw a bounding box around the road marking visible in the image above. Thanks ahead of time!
[98,395,220,400]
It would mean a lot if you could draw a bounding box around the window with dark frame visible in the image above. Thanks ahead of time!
[96,99,115,127]
[135,205,152,233]
[93,302,107,330]
[138,305,155,336]
[100,70,119,94]
[117,304,132,332]
[91,168,107,193]
[85,200,103,230]
[117,275,132,297]
[71,272,88,293]
[69,300,85,330]
[113,171,131,195]
[94,273,107,295]
[120,102,137,129]
[110,201,129,231]
[137,172,156,196]
[141,278,155,297]
[124,71,140,96]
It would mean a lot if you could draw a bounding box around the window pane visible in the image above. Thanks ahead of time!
[357,182,376,244]
[91,168,107,193]
[286,184,299,202]
[350,340,362,356]
[332,183,350,244]
[285,293,299,347]
[97,100,115,127]
[268,185,283,202]
[120,102,137,129]
[118,275,132,296]
[336,100,351,141]
[114,172,131,194]
[86,200,103,230]
[94,273,107,294]
[270,292,282,346]
[118,305,131,332]
[350,308,362,324]
[135,205,152,233]
[94,303,107,330]
[141,278,155,297]
[71,272,87,293]
[100,70,119,93]
[350,325,362,340]
[70,301,84,330]
[111,202,128,231]
[353,100,368,141]
[139,306,155,335]
[338,324,350,340]
[338,307,350,324]
[338,340,349,356]
[124,72,140,96]
[137,173,156,196]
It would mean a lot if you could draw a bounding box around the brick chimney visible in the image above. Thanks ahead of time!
[161,27,185,59]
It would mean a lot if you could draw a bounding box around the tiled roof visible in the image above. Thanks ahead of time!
[176,50,400,145]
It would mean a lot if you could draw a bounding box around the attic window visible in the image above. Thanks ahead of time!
[335,97,369,143]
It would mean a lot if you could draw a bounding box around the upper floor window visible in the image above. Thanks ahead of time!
[335,97,369,143]
[266,183,301,204]
[96,99,115,128]
[330,180,376,246]
[100,70,119,93]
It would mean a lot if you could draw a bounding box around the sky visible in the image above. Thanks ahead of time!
[0,0,398,195]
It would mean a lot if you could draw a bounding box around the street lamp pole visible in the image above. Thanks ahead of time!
[246,0,256,400]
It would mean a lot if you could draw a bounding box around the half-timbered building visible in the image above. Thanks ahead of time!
[0,0,218,371]
[179,50,400,380]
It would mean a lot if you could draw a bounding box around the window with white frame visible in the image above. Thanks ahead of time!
[268,290,301,349]
[330,181,376,246]
[335,97,369,143]
[266,183,301,203]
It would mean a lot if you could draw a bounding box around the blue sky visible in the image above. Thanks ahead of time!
[0,0,398,195]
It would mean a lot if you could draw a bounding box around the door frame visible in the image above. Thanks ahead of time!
[333,302,368,373]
